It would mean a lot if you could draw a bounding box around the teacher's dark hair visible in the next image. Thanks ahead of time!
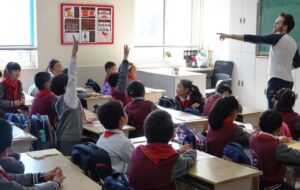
[280,13,295,33]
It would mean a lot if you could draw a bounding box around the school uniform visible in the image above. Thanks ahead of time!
[175,94,204,113]
[202,93,222,116]
[0,165,60,190]
[96,129,134,173]
[129,143,197,190]
[29,90,58,127]
[101,75,112,95]
[0,77,25,113]
[55,57,83,156]
[250,132,300,189]
[206,118,250,157]
[280,111,300,140]
[111,60,132,106]
[125,98,156,137]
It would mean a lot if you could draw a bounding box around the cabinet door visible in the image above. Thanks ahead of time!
[239,52,255,106]
[254,58,268,110]
[229,0,242,53]
[241,0,258,53]
[229,52,242,99]
[294,69,300,113]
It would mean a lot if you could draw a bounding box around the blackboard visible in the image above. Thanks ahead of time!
[258,0,300,55]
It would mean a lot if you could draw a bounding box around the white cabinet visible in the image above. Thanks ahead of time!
[293,70,300,113]
[254,57,268,110]
[229,0,258,106]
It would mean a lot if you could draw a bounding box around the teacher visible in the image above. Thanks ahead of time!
[217,13,300,109]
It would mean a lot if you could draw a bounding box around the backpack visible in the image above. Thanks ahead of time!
[183,107,201,115]
[71,142,112,182]
[85,79,101,93]
[158,96,181,110]
[6,113,27,130]
[176,123,207,152]
[103,173,134,190]
[27,114,57,150]
[223,142,263,170]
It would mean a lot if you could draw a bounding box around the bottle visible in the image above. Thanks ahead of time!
[39,130,47,143]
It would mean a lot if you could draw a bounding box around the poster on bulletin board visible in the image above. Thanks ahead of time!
[61,3,114,44]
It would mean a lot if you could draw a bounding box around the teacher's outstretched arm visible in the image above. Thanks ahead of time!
[217,33,244,41]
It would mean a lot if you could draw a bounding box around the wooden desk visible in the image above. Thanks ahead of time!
[131,137,261,190]
[83,109,135,137]
[145,87,166,103]
[158,106,208,132]
[238,106,263,127]
[21,149,101,190]
[285,140,300,151]
[12,125,37,153]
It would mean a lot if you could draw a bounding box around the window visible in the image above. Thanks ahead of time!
[134,0,201,64]
[0,0,36,68]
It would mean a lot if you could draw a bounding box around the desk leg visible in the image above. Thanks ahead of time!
[252,176,259,190]
[214,177,252,190]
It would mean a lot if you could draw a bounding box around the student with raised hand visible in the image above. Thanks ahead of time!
[107,45,132,106]
[50,36,83,156]
[206,96,250,157]
[217,13,300,109]
[0,119,64,190]
[101,61,117,95]
[0,62,25,113]
[129,110,196,190]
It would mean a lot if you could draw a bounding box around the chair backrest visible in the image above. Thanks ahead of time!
[212,61,234,87]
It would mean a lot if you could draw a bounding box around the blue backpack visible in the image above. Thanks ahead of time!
[103,173,134,190]
[223,142,263,170]
[176,123,207,152]
[85,79,101,93]
[27,114,57,150]
[183,107,201,115]
[6,113,27,130]
[158,96,181,110]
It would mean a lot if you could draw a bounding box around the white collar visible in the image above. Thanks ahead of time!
[133,97,144,100]
[178,95,190,102]
[259,131,276,139]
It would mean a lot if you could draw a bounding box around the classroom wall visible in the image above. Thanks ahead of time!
[21,0,134,91]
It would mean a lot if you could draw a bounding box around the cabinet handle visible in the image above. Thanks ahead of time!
[240,18,242,23]
[296,93,298,100]
[243,18,245,23]
[241,81,244,87]
[238,80,240,86]
[264,89,267,95]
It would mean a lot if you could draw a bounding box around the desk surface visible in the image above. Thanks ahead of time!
[285,140,300,151]
[130,137,261,185]
[139,68,207,77]
[239,106,263,116]
[185,67,214,72]
[13,125,37,142]
[21,149,101,190]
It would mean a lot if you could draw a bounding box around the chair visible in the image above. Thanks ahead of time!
[205,61,233,97]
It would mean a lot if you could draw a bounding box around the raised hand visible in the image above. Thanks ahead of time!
[217,33,231,41]
[124,44,130,60]
[72,35,78,58]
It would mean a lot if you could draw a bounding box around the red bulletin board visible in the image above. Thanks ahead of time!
[61,3,114,45]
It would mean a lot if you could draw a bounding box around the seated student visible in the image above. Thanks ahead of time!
[46,59,63,77]
[175,79,205,114]
[96,100,134,173]
[273,88,300,140]
[250,110,300,190]
[125,80,156,138]
[206,96,249,157]
[101,61,117,95]
[128,63,137,81]
[129,110,197,190]
[50,36,83,156]
[0,119,64,189]
[202,84,232,116]
[29,72,58,127]
[0,62,25,113]
[108,45,132,106]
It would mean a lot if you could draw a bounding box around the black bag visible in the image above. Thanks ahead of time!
[71,142,112,182]
[85,79,101,93]
[103,173,134,190]
[158,96,181,110]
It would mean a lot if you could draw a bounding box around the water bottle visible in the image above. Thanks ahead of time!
[39,130,46,143]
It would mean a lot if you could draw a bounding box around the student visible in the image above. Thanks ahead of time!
[96,100,134,173]
[46,59,62,77]
[206,96,249,157]
[128,63,137,81]
[273,88,300,140]
[0,119,64,189]
[250,110,300,190]
[125,80,156,137]
[101,61,117,95]
[129,110,197,190]
[108,45,132,106]
[175,79,205,114]
[29,72,58,127]
[50,36,82,156]
[218,13,300,109]
[0,62,25,113]
[202,83,232,116]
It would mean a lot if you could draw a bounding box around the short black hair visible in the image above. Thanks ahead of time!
[280,13,295,33]
[5,62,21,74]
[273,88,296,112]
[0,119,13,153]
[34,72,51,90]
[105,61,116,71]
[108,73,119,87]
[50,73,68,96]
[144,110,174,144]
[62,68,68,75]
[216,84,232,94]
[127,80,145,98]
[96,100,125,130]
[259,110,282,134]
[47,59,60,72]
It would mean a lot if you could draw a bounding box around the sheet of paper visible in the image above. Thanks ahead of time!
[27,149,62,159]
